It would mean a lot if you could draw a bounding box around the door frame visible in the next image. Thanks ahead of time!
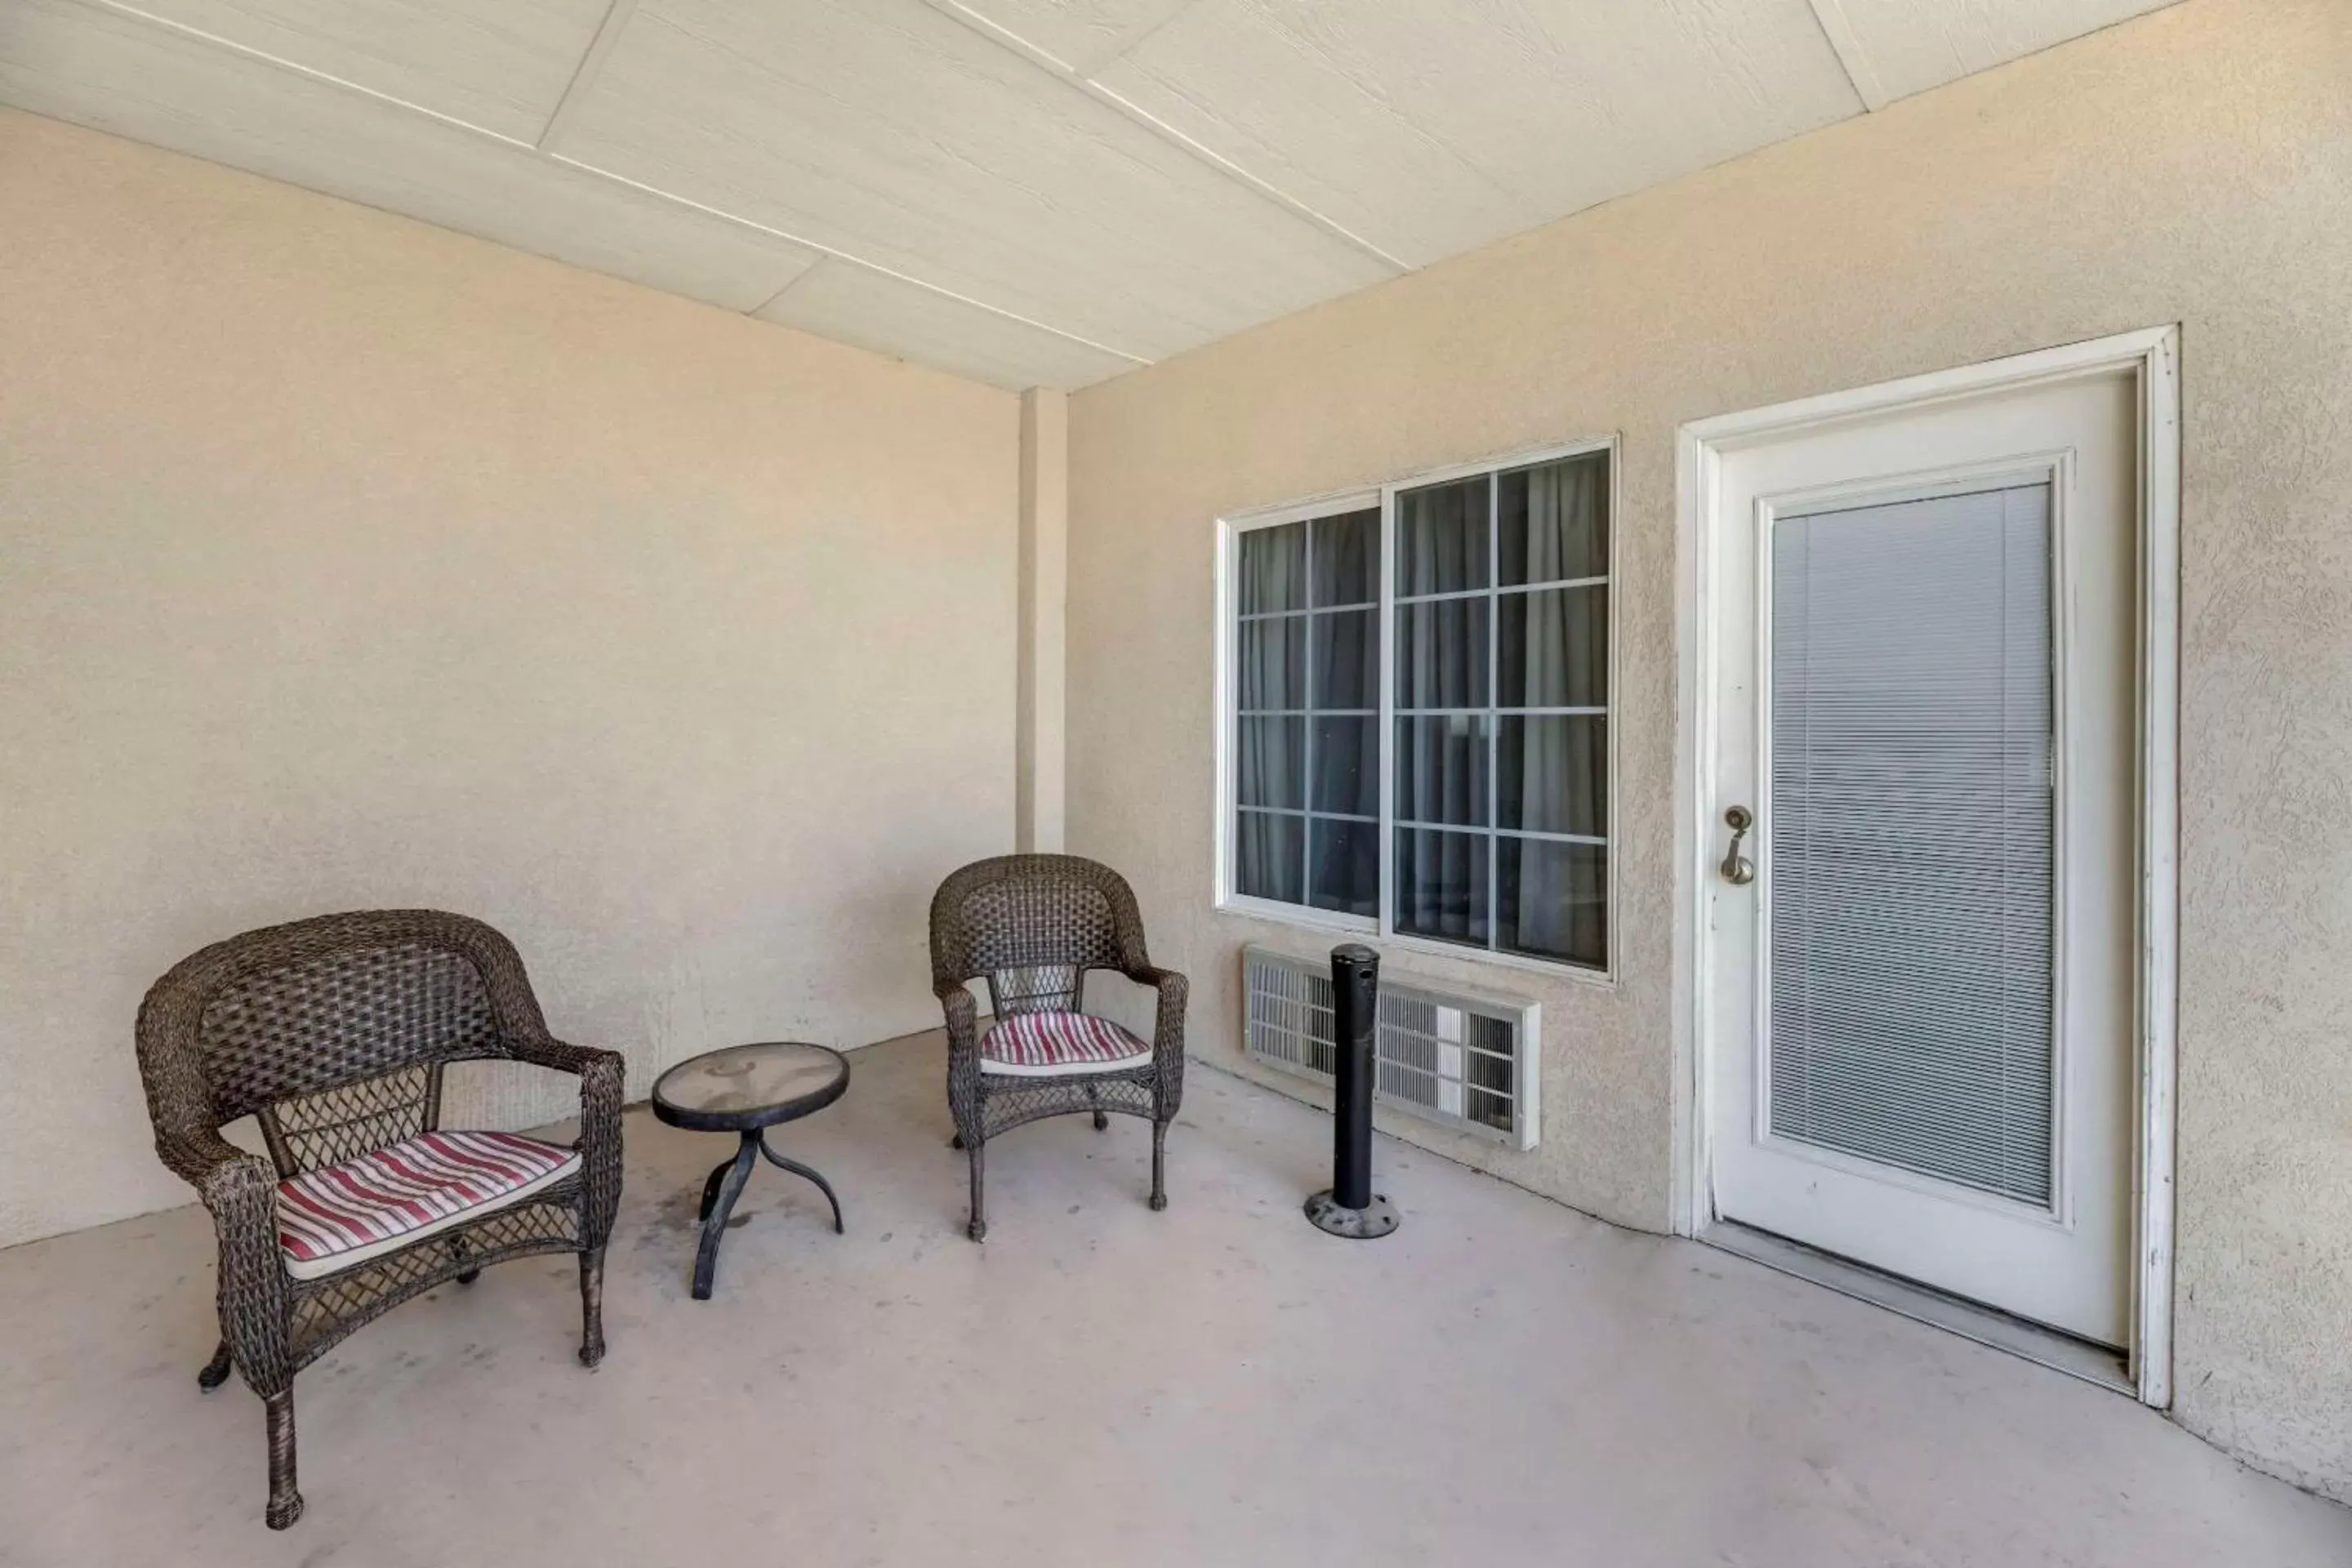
[1672,326,2182,1408]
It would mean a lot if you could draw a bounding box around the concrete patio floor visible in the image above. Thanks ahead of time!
[2,1031,2345,1567]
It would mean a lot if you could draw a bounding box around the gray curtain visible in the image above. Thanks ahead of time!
[1503,458,1607,964]
[1395,480,1489,940]
[1392,459,1607,957]
[1236,523,1307,902]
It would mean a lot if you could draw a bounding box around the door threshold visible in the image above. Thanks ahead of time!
[1698,1219,2132,1396]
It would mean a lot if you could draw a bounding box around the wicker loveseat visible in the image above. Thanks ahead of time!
[134,910,624,1528]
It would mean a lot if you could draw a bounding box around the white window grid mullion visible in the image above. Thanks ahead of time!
[1301,520,1316,908]
[1394,575,1609,604]
[1378,485,1396,944]
[1238,600,1374,621]
[1394,706,1603,716]
[1393,820,1603,844]
[1486,468,1500,955]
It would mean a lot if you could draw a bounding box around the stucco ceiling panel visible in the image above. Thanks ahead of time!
[550,0,1395,362]
[120,0,612,141]
[0,0,821,312]
[1090,0,1866,268]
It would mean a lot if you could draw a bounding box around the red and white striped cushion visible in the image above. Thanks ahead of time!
[275,1130,581,1281]
[979,1011,1153,1077]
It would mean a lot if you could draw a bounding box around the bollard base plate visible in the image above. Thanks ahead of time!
[1304,1190,1400,1239]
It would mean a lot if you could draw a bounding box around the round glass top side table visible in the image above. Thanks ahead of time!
[650,1041,849,1300]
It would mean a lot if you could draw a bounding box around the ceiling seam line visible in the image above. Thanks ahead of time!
[1082,0,1201,76]
[1084,77,1410,271]
[746,256,830,318]
[59,0,1151,364]
[537,0,638,153]
[542,156,1152,363]
[1804,0,1890,112]
[923,0,1407,274]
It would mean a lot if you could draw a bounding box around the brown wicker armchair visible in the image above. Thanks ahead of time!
[134,910,624,1530]
[929,855,1187,1241]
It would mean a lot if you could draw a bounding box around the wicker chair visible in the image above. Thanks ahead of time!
[929,855,1187,1241]
[134,910,625,1529]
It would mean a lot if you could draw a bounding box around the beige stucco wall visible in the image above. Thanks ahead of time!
[1065,0,2352,1499]
[0,111,1018,1249]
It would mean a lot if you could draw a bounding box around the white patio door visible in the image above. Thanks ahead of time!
[1703,369,2139,1347]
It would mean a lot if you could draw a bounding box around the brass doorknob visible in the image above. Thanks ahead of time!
[1721,806,1756,886]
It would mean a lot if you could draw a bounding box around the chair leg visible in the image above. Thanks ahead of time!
[1149,1119,1169,1212]
[966,1139,987,1243]
[197,1339,232,1391]
[263,1389,303,1530]
[1087,1080,1107,1131]
[1092,1110,1109,1132]
[578,1245,608,1367]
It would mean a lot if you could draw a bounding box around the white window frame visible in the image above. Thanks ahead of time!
[1213,436,1620,982]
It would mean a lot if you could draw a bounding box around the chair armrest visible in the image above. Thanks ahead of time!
[151,1120,265,1196]
[154,1128,295,1393]
[499,1031,625,1250]
[501,1033,619,1080]
[934,979,980,1054]
[1125,965,1188,1064]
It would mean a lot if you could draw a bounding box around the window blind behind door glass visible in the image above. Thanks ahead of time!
[1767,484,2056,1205]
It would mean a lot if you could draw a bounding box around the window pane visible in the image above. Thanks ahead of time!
[1498,715,1605,836]
[1311,715,1377,817]
[1312,608,1376,710]
[1499,584,1606,708]
[1238,522,1307,614]
[1238,615,1307,710]
[1497,840,1606,967]
[1499,452,1608,586]
[1312,508,1379,608]
[1395,827,1490,947]
[1396,714,1490,827]
[1396,478,1490,596]
[1309,818,1379,916]
[1395,597,1489,709]
[1237,716,1304,809]
[1236,811,1303,904]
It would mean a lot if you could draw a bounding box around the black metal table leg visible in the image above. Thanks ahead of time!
[759,1133,845,1235]
[693,1132,760,1300]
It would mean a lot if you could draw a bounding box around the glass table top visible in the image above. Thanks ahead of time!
[651,1041,847,1129]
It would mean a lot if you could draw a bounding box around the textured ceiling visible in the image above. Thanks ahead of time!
[0,0,2180,390]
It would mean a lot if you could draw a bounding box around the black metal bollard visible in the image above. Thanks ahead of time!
[1304,943,1400,1239]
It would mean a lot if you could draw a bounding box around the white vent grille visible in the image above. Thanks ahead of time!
[1243,946,1539,1149]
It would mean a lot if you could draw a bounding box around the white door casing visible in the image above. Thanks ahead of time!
[1676,328,2180,1405]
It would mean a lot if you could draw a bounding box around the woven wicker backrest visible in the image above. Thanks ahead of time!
[138,911,547,1175]
[929,855,1150,1015]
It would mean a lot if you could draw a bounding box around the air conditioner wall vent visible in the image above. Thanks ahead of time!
[1242,945,1540,1151]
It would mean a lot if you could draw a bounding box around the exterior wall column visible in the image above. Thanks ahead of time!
[1016,387,1067,853]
